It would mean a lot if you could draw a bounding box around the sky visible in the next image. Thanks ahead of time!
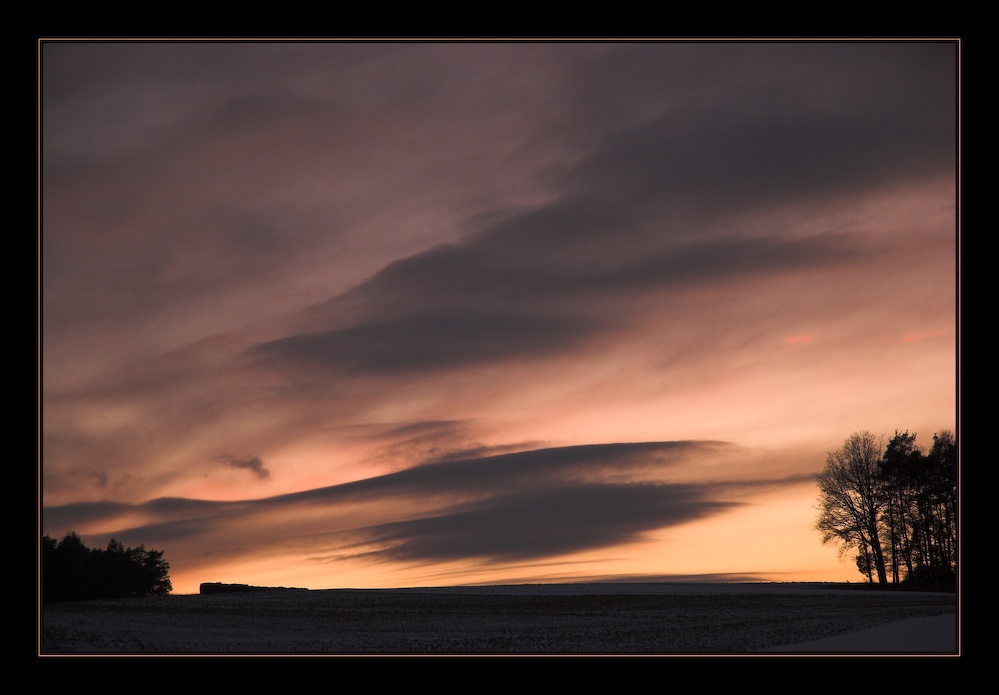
[39,40,959,595]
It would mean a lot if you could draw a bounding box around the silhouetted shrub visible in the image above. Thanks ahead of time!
[42,532,172,602]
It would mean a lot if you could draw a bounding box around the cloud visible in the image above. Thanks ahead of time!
[43,441,812,572]
[245,42,954,387]
[251,227,868,384]
[359,482,737,563]
[561,100,954,224]
[218,455,270,480]
[344,228,864,310]
[354,419,546,469]
[252,310,603,375]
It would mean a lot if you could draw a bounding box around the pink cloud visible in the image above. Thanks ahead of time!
[902,330,947,343]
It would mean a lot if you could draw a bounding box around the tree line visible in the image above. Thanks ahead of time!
[42,532,173,602]
[815,429,957,589]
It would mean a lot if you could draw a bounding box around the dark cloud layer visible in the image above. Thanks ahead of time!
[44,441,807,567]
[253,310,602,374]
[363,483,736,562]
[254,229,867,378]
[247,42,952,380]
[565,90,954,221]
[357,230,863,307]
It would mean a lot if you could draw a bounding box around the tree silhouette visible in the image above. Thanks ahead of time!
[815,429,957,588]
[815,432,889,584]
[42,532,172,602]
[879,430,923,583]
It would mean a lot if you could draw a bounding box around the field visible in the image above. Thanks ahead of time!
[39,582,958,655]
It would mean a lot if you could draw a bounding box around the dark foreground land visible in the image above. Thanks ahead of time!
[39,583,957,655]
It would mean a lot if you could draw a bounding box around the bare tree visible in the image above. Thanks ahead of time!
[815,431,889,584]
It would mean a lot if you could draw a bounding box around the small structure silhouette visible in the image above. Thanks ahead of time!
[199,582,308,594]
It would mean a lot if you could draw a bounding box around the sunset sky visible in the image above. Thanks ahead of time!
[40,40,959,594]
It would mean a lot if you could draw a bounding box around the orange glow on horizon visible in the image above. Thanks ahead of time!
[158,480,866,595]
